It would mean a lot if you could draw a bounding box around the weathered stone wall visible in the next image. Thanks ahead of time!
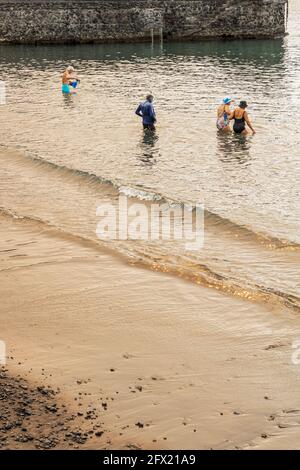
[0,0,288,44]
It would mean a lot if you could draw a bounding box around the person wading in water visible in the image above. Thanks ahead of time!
[135,94,157,130]
[61,66,80,94]
[229,101,256,136]
[216,97,234,132]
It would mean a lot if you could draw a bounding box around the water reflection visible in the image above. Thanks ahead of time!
[216,132,252,167]
[0,38,286,68]
[0,11,298,244]
[62,92,77,109]
[137,129,159,167]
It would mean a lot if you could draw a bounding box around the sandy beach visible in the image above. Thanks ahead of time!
[1,211,300,450]
[0,4,299,450]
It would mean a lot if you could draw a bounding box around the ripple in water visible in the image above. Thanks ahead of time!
[0,0,299,312]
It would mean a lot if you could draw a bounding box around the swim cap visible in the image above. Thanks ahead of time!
[223,97,232,104]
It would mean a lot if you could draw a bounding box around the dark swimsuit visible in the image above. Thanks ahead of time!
[233,110,246,134]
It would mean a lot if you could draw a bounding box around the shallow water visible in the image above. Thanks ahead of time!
[0,1,299,311]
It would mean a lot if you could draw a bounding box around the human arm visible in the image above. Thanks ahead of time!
[68,75,80,83]
[63,72,80,83]
[229,110,235,120]
[244,111,256,134]
[62,72,74,84]
[149,104,157,122]
[224,105,231,116]
[135,104,143,117]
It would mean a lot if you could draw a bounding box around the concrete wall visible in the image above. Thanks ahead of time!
[0,0,289,44]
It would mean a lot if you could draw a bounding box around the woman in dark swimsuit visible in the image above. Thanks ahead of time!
[229,101,256,136]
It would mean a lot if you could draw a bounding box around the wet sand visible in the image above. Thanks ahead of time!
[1,213,300,450]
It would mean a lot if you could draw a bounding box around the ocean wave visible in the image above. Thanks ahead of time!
[0,205,299,314]
[2,145,299,251]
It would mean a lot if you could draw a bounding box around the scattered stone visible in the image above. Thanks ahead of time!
[0,366,104,450]
[123,353,133,359]
[264,343,284,351]
[135,422,144,428]
[45,404,58,413]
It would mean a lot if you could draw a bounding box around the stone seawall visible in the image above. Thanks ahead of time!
[0,0,288,44]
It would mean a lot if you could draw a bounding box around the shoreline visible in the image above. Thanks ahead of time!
[0,146,299,316]
[0,34,289,46]
[1,212,300,450]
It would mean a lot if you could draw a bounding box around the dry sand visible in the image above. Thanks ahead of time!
[1,213,300,450]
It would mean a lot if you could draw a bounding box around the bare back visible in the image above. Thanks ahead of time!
[233,107,247,120]
[217,104,231,118]
[62,71,73,85]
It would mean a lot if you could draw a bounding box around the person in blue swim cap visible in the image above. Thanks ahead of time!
[216,97,235,132]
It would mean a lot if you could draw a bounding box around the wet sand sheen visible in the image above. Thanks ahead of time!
[1,213,300,449]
